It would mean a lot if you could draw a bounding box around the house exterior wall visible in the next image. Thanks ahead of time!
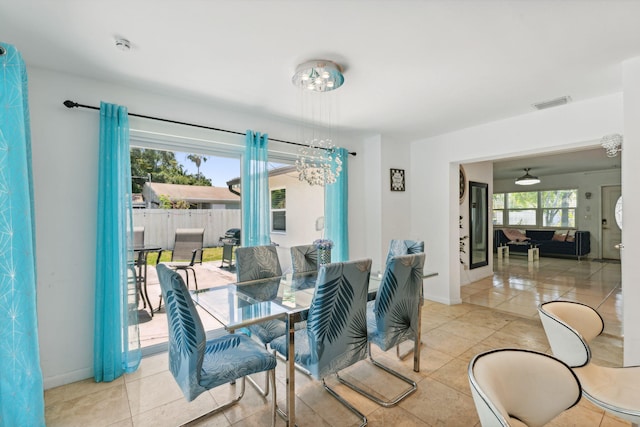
[267,170,325,251]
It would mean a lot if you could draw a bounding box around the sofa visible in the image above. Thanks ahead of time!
[494,228,590,260]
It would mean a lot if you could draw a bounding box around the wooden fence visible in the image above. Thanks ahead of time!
[133,209,241,249]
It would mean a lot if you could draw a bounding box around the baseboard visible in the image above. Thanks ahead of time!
[424,293,462,305]
[44,367,93,390]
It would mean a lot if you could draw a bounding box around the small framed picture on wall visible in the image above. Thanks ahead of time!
[390,168,405,191]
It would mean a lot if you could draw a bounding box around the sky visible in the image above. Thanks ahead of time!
[176,152,290,187]
[176,152,240,187]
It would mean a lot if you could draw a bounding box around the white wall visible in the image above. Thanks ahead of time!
[380,138,413,270]
[494,169,621,260]
[622,57,640,365]
[459,161,493,286]
[410,92,624,306]
[28,66,374,388]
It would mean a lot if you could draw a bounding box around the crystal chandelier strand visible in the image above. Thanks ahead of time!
[293,59,344,186]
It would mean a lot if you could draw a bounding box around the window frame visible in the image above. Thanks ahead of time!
[493,189,578,229]
[270,187,286,233]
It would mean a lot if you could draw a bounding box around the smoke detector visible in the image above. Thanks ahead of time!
[532,96,572,110]
[115,38,131,51]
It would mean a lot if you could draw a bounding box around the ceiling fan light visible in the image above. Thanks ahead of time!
[515,168,541,185]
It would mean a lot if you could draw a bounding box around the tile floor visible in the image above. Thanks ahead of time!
[45,256,629,426]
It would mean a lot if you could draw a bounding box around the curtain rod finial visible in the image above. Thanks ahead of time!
[63,100,78,108]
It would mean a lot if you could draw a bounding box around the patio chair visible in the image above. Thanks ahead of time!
[270,259,372,427]
[133,226,145,247]
[157,228,204,287]
[290,244,318,273]
[338,253,425,407]
[157,228,204,311]
[468,348,581,427]
[156,264,277,426]
[539,301,640,426]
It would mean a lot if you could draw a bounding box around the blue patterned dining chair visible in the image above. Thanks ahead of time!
[156,264,277,426]
[338,253,425,407]
[290,244,318,273]
[270,259,372,427]
[384,240,424,360]
[236,245,282,282]
[234,244,288,396]
[385,239,424,265]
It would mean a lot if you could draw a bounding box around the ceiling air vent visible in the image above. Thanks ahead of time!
[533,96,572,110]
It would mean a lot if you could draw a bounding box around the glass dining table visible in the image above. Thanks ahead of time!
[190,270,436,426]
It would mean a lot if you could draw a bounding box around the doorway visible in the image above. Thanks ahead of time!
[601,185,622,260]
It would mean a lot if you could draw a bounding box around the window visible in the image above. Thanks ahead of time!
[492,193,504,225]
[271,188,286,232]
[493,189,577,228]
[541,190,577,227]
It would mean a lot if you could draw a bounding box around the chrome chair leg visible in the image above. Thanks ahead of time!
[182,368,277,427]
[246,371,270,397]
[337,343,417,407]
[322,378,367,427]
[396,339,423,360]
[181,377,247,426]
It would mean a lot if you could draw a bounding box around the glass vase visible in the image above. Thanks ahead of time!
[318,248,332,265]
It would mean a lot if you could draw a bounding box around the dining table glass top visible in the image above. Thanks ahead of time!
[190,270,384,330]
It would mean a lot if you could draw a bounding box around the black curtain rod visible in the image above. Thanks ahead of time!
[63,100,356,156]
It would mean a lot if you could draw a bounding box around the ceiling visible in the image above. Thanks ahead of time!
[492,147,621,181]
[1,1,637,174]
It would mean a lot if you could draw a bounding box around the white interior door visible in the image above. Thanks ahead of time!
[602,185,622,260]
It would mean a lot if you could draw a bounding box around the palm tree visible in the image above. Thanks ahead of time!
[187,154,207,183]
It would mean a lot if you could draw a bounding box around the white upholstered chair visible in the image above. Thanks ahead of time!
[539,300,640,426]
[468,348,581,427]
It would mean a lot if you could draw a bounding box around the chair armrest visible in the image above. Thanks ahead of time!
[189,248,204,265]
[155,249,164,265]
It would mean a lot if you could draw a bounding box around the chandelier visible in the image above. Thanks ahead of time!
[292,60,344,186]
[601,133,623,157]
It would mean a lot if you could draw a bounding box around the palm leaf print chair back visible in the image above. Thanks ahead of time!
[339,252,425,407]
[236,245,282,282]
[156,264,277,426]
[385,239,424,265]
[290,244,318,273]
[234,244,285,397]
[270,258,372,427]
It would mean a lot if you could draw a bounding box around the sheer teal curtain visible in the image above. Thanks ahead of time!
[94,101,141,382]
[241,130,271,247]
[0,42,45,426]
[325,148,349,261]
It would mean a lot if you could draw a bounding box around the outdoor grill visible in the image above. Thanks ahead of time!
[219,228,240,245]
